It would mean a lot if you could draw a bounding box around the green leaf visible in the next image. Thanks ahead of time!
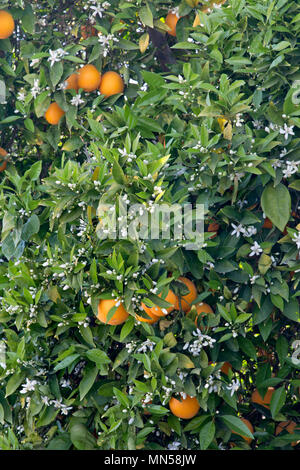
[258,254,272,275]
[237,337,257,360]
[113,387,130,408]
[79,365,98,401]
[21,214,40,241]
[34,90,51,118]
[139,4,153,28]
[283,299,299,322]
[5,372,26,397]
[53,354,80,372]
[261,183,291,232]
[199,420,215,450]
[86,349,111,367]
[112,159,126,185]
[146,404,169,416]
[176,353,195,369]
[276,336,288,364]
[164,332,177,348]
[221,415,254,439]
[21,5,35,34]
[270,386,286,418]
[62,136,84,152]
[70,423,96,450]
[289,180,300,191]
[36,406,58,427]
[120,316,134,342]
[50,61,63,87]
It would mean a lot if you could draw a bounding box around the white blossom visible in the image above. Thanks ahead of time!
[292,231,300,249]
[279,123,295,140]
[227,379,240,396]
[231,223,246,238]
[20,378,38,394]
[249,241,263,257]
[70,94,85,106]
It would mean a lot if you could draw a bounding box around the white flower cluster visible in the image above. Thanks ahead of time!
[51,398,73,415]
[136,339,156,353]
[282,160,300,178]
[118,147,137,163]
[227,379,240,396]
[231,223,257,238]
[125,341,137,354]
[292,232,300,251]
[204,374,222,394]
[98,33,119,57]
[20,378,38,394]
[265,122,295,140]
[48,48,68,67]
[168,441,181,450]
[183,330,216,357]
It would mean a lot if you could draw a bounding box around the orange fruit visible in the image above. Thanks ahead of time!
[195,302,214,316]
[196,302,214,322]
[194,302,214,327]
[232,417,254,445]
[175,277,197,313]
[78,64,102,92]
[263,217,273,229]
[169,395,200,419]
[44,102,65,125]
[207,222,219,239]
[136,308,160,324]
[0,147,7,172]
[251,387,274,409]
[65,72,79,91]
[81,24,97,40]
[99,71,124,98]
[0,10,15,39]
[209,361,232,375]
[275,420,299,446]
[142,289,178,318]
[221,361,232,375]
[165,12,180,37]
[97,298,129,325]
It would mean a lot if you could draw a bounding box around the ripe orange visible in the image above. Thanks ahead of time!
[275,420,299,446]
[232,417,254,445]
[0,147,7,172]
[251,387,274,409]
[0,10,15,39]
[169,395,200,419]
[193,302,214,328]
[99,71,124,98]
[136,308,160,324]
[44,102,65,125]
[263,217,273,229]
[97,298,129,325]
[207,222,219,239]
[65,72,79,91]
[142,289,178,318]
[195,302,214,317]
[81,24,97,40]
[221,361,232,375]
[175,277,197,313]
[165,12,180,37]
[78,64,102,92]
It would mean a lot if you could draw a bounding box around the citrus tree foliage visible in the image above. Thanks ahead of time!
[0,0,299,451]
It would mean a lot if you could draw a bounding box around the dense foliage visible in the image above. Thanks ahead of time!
[0,0,299,450]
